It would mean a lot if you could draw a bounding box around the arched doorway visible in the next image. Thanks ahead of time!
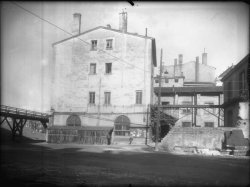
[66,114,81,127]
[114,115,130,136]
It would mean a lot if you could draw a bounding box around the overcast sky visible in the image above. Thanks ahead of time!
[1,1,249,112]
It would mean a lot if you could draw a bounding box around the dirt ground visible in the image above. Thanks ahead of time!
[1,127,250,187]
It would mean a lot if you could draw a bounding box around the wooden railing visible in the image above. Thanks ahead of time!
[0,105,49,120]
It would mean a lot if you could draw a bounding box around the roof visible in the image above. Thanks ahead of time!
[221,54,249,81]
[154,86,223,94]
[52,26,154,46]
[52,26,157,67]
[218,65,234,79]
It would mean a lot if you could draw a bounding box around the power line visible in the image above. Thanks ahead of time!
[10,1,152,74]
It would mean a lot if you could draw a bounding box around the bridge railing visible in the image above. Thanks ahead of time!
[0,105,49,119]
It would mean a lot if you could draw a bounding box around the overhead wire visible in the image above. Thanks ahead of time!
[10,1,152,74]
[9,2,248,130]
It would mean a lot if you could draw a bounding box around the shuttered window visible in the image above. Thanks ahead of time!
[91,40,97,50]
[136,90,142,104]
[104,92,111,105]
[89,92,95,104]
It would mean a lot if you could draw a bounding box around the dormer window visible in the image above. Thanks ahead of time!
[106,39,113,50]
[91,40,97,50]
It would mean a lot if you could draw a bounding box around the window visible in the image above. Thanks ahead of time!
[182,101,192,114]
[162,102,169,105]
[165,78,169,83]
[204,122,214,127]
[175,79,178,83]
[136,90,142,104]
[182,122,191,127]
[106,39,113,50]
[66,114,81,126]
[114,115,130,136]
[90,63,96,74]
[239,71,246,97]
[155,79,159,83]
[89,92,95,104]
[91,40,97,50]
[227,81,232,100]
[104,92,111,105]
[105,63,112,74]
[239,71,245,91]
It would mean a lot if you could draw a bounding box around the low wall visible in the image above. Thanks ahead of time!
[159,127,225,152]
[46,126,112,145]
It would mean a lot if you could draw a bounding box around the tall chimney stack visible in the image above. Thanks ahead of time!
[195,56,199,82]
[119,11,127,32]
[174,58,177,76]
[178,54,183,64]
[202,48,207,65]
[72,13,81,35]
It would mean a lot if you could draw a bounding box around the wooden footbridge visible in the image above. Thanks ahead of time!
[0,105,49,139]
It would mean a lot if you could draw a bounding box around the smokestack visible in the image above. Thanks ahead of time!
[72,13,81,35]
[178,54,183,64]
[174,58,177,76]
[202,49,207,65]
[195,56,199,82]
[119,11,127,32]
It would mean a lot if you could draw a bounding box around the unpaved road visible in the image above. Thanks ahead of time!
[0,127,249,187]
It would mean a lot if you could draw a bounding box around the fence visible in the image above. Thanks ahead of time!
[46,126,112,145]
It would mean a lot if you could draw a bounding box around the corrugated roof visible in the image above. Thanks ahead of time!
[52,26,154,46]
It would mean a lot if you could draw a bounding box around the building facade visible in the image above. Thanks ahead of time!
[154,53,224,130]
[221,54,249,138]
[50,12,157,144]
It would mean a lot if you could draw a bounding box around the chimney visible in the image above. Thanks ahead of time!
[178,54,183,64]
[195,56,199,82]
[174,58,177,76]
[119,11,127,32]
[106,24,111,29]
[72,13,81,35]
[202,49,207,65]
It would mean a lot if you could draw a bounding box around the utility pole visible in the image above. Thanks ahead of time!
[155,48,163,151]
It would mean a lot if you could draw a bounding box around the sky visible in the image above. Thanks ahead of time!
[1,1,249,112]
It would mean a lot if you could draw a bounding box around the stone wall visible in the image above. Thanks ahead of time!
[159,127,225,152]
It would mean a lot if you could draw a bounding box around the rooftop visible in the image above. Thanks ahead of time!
[52,26,154,46]
[221,54,249,81]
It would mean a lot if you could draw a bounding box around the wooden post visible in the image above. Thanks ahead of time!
[191,94,194,126]
[145,104,149,145]
[194,92,197,126]
[218,94,221,127]
[155,49,163,151]
[12,118,17,140]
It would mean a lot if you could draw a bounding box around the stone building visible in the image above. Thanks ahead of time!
[154,52,223,132]
[50,12,157,144]
[221,54,249,138]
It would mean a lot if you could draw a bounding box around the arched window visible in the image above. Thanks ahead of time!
[66,114,81,127]
[114,115,130,136]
